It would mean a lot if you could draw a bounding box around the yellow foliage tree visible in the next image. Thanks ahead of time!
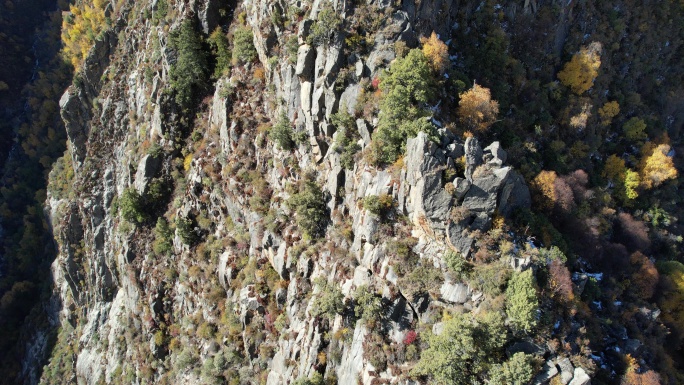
[598,101,620,126]
[420,31,449,75]
[623,169,640,201]
[531,170,557,211]
[457,83,499,133]
[639,142,677,189]
[61,0,108,69]
[557,42,602,95]
[603,155,640,203]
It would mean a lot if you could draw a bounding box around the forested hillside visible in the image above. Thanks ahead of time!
[0,0,681,384]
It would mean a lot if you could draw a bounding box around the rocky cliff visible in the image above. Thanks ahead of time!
[19,0,663,384]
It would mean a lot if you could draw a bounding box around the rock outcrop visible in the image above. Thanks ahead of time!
[36,1,540,385]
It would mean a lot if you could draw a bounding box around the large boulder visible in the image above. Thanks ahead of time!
[296,44,315,80]
[569,368,591,385]
[440,281,472,304]
[484,141,507,166]
[533,360,560,385]
[557,357,574,385]
[464,137,483,181]
[462,166,530,218]
[404,132,453,222]
[133,154,162,194]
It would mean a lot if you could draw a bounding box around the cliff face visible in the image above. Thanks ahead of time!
[36,1,533,384]
[22,0,676,384]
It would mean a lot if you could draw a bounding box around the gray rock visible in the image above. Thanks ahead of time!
[327,162,344,210]
[404,132,453,221]
[461,165,530,218]
[133,154,162,194]
[496,168,531,217]
[569,367,591,385]
[60,89,91,168]
[217,252,233,289]
[60,29,117,169]
[310,136,328,163]
[355,59,365,78]
[422,172,453,220]
[197,0,229,34]
[453,177,471,201]
[432,322,444,335]
[470,212,492,231]
[272,243,288,279]
[557,357,574,385]
[298,19,314,44]
[356,119,372,146]
[336,325,366,384]
[484,141,507,166]
[624,339,641,354]
[353,266,372,287]
[533,360,559,385]
[296,44,315,80]
[447,142,464,159]
[464,137,483,181]
[440,281,471,304]
[339,83,360,114]
[366,45,395,75]
[447,222,475,258]
[462,169,501,214]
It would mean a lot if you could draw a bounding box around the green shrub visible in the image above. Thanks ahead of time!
[286,35,299,64]
[539,246,567,263]
[232,27,257,65]
[307,6,342,46]
[362,194,394,216]
[488,352,537,385]
[292,372,324,385]
[153,217,174,255]
[269,112,294,150]
[176,216,198,245]
[365,333,388,371]
[119,188,147,224]
[505,269,539,332]
[197,322,216,339]
[388,237,419,276]
[371,49,437,164]
[331,108,360,169]
[152,0,168,24]
[169,21,209,109]
[287,179,327,239]
[445,251,472,282]
[147,177,172,211]
[398,264,443,300]
[353,285,382,324]
[469,261,511,297]
[412,312,507,385]
[310,278,344,321]
[208,27,231,78]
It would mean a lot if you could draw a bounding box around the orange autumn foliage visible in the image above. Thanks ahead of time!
[421,31,449,74]
[458,84,499,133]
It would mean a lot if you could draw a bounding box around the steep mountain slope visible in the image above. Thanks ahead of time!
[3,0,682,384]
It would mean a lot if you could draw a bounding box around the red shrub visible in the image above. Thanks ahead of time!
[403,330,417,345]
[371,77,380,90]
[549,259,574,303]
